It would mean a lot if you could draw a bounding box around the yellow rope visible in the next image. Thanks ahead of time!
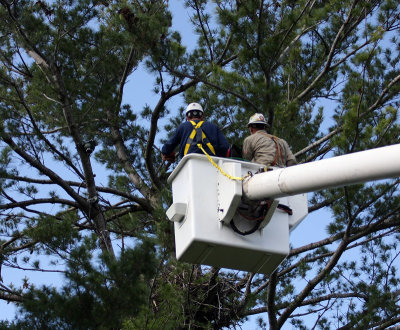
[197,144,244,181]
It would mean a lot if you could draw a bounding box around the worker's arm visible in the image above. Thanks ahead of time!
[161,125,183,161]
[282,140,297,167]
[162,152,176,162]
[242,137,253,161]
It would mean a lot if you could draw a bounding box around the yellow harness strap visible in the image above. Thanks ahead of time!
[184,121,216,156]
[197,144,243,181]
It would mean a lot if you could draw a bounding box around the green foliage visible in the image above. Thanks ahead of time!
[122,273,185,329]
[12,240,157,329]
[26,213,79,250]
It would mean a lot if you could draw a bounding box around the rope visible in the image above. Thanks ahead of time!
[197,144,244,181]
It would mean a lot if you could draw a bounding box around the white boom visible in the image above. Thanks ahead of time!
[243,143,400,200]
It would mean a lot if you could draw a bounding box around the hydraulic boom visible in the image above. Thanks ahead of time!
[243,143,400,200]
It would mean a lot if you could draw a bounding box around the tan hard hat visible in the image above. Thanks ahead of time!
[248,113,267,126]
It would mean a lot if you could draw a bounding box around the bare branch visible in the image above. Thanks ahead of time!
[295,128,341,158]
[0,197,79,210]
[294,0,364,101]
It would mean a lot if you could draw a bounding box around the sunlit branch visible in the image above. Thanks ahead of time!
[295,128,341,158]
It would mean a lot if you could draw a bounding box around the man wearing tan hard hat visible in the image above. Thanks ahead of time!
[243,113,296,168]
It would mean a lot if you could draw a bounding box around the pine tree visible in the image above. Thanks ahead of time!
[1,0,400,328]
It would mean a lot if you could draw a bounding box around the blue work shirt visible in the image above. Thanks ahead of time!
[162,120,229,159]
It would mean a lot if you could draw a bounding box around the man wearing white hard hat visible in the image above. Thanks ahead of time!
[161,102,229,162]
[243,113,296,167]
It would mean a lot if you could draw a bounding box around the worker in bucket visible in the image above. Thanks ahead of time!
[161,102,229,162]
[243,113,297,167]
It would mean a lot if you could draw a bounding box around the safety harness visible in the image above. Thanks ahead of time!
[184,121,216,156]
[259,131,285,166]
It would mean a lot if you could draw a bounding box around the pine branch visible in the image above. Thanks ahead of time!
[117,45,138,109]
[273,0,318,69]
[308,197,337,213]
[245,291,368,316]
[277,234,351,327]
[0,197,79,210]
[294,0,364,101]
[289,212,400,258]
[1,134,88,208]
[365,72,400,115]
[267,270,279,329]
[11,80,85,181]
[192,0,214,62]
[106,107,156,207]
[236,272,254,312]
[0,174,152,212]
[0,290,23,303]
[294,128,341,158]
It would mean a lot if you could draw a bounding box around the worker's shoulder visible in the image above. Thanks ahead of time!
[275,136,290,146]
[202,120,217,127]
[243,133,254,143]
[201,121,223,132]
[251,131,275,142]
[256,131,289,143]
[179,121,195,130]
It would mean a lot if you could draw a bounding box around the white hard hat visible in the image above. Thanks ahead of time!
[248,113,267,126]
[185,103,203,115]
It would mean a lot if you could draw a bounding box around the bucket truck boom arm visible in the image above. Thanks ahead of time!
[243,143,400,200]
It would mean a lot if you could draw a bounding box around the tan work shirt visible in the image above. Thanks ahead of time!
[243,130,296,167]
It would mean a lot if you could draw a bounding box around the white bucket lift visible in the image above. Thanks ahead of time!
[166,154,308,274]
[166,143,400,274]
